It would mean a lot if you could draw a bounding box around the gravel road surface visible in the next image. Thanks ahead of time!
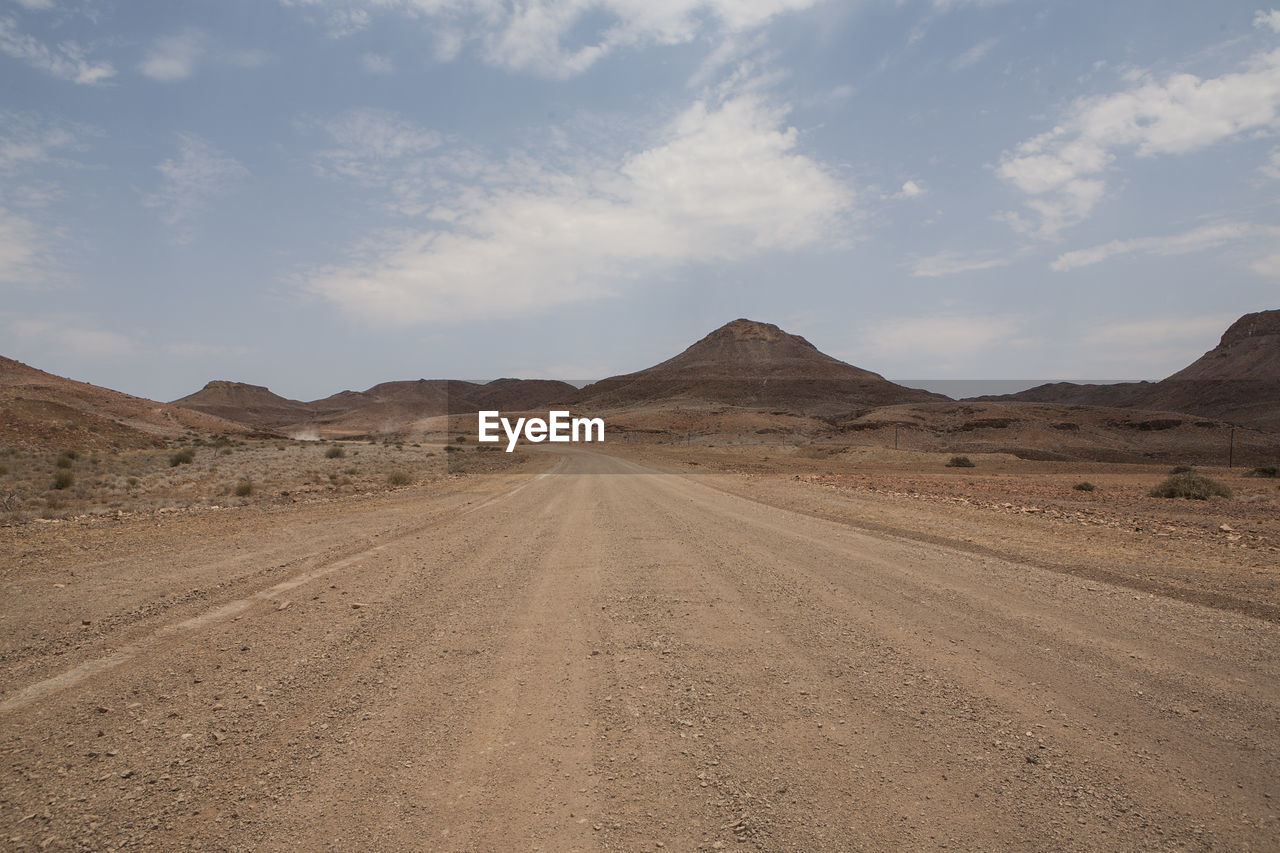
[2,450,1277,851]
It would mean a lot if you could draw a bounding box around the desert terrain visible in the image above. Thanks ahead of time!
[8,2,1279,848]
[2,313,1279,851]
[1,443,1278,851]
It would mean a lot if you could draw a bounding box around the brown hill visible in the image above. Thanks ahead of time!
[302,379,578,437]
[0,356,260,452]
[1168,310,1280,381]
[573,319,946,418]
[301,380,465,437]
[172,381,315,429]
[174,376,578,438]
[469,378,580,412]
[974,310,1280,430]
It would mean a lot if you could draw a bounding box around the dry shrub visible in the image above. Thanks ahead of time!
[1149,472,1232,500]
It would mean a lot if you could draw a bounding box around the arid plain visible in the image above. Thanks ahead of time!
[2,315,1279,851]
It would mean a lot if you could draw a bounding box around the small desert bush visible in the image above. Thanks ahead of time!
[325,446,346,459]
[1245,465,1278,478]
[386,470,412,486]
[1149,472,1232,500]
[344,467,357,475]
[52,469,74,490]
[126,476,139,487]
[169,449,195,467]
[55,455,73,469]
[946,456,975,468]
[0,463,7,476]
[455,435,466,443]
[1073,481,1096,492]
[234,481,253,497]
[60,449,79,461]
[444,444,461,453]
[1169,464,1195,475]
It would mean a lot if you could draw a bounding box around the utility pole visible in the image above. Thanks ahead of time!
[1228,426,1235,469]
[894,425,899,451]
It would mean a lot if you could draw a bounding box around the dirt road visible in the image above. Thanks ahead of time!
[2,450,1277,851]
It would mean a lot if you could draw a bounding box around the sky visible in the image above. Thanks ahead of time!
[1,0,1278,402]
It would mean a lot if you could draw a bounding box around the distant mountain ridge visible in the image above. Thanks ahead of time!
[972,310,1280,430]
[173,377,580,435]
[6,310,1276,448]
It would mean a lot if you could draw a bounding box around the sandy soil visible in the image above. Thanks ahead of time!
[0,439,519,522]
[616,444,1280,620]
[1,448,1277,851]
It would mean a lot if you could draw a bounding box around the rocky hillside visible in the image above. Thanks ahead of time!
[574,319,946,418]
[973,310,1280,430]
[0,357,260,451]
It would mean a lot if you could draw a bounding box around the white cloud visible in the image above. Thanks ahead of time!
[1050,222,1269,272]
[930,0,1016,9]
[0,208,48,285]
[12,0,56,10]
[310,109,444,214]
[1263,147,1280,178]
[361,52,393,73]
[951,37,998,71]
[0,114,90,286]
[138,30,270,81]
[317,109,442,165]
[910,249,1011,277]
[1256,9,1280,34]
[143,134,249,240]
[896,179,925,199]
[0,15,114,84]
[281,0,822,76]
[138,30,204,81]
[1252,251,1280,278]
[305,94,853,324]
[322,7,372,38]
[997,41,1280,237]
[0,111,85,174]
